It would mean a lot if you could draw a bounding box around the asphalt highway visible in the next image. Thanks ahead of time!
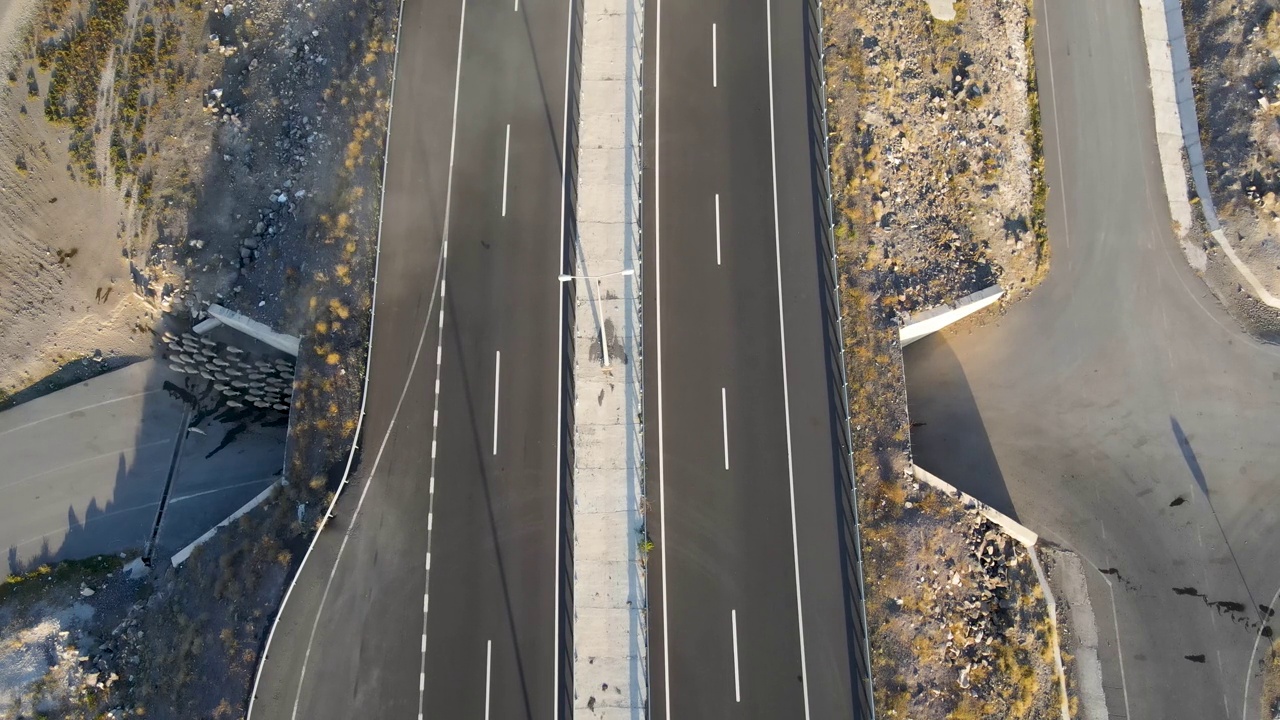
[644,0,866,717]
[905,0,1280,718]
[249,0,570,717]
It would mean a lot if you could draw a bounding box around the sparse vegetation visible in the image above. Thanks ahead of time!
[823,0,1062,715]
[1262,637,1280,720]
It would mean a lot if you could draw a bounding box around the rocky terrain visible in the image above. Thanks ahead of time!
[861,483,1062,718]
[822,0,1071,715]
[826,0,1047,320]
[0,556,137,719]
[1182,0,1280,340]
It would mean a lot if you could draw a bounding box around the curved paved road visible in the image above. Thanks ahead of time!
[249,0,571,716]
[906,1,1280,718]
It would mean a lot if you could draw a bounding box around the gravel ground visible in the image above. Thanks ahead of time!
[0,556,139,720]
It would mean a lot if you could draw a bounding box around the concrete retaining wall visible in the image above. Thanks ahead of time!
[899,285,1004,347]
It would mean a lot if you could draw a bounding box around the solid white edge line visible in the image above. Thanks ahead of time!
[731,609,741,703]
[502,124,511,217]
[244,0,414,707]
[656,0,674,716]
[714,193,721,266]
[485,640,494,720]
[553,0,574,713]
[1242,582,1280,720]
[721,387,728,470]
[764,1,811,716]
[711,22,717,88]
[1040,0,1071,250]
[492,350,501,455]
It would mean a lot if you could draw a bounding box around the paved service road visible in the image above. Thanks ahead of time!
[645,0,867,717]
[249,0,570,717]
[0,359,285,571]
[906,1,1280,718]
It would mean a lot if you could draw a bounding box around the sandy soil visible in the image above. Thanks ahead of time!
[0,0,157,399]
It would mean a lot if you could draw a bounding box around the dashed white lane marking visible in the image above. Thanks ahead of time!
[721,387,729,470]
[765,1,812,716]
[731,609,741,703]
[417,0,468,715]
[711,23,718,88]
[501,124,511,217]
[492,350,501,455]
[484,640,494,720]
[714,193,722,265]
[288,244,446,720]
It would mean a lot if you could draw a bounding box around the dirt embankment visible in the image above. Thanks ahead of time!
[0,0,395,713]
[1183,0,1280,339]
[823,0,1068,715]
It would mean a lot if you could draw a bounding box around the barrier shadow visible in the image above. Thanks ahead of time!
[902,332,1018,521]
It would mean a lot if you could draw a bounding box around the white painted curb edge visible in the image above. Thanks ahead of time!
[170,480,280,567]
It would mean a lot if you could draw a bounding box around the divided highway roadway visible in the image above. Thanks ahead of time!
[644,0,869,717]
[249,0,571,717]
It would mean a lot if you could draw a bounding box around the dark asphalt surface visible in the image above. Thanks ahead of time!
[905,1,1280,718]
[250,0,568,717]
[645,0,864,717]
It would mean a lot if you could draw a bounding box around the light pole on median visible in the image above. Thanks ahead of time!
[558,268,635,367]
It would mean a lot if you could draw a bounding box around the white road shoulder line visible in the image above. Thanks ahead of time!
[655,0,674,716]
[501,124,511,217]
[764,1,812,716]
[731,609,741,703]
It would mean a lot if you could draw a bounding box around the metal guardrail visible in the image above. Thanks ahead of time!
[556,0,584,716]
[627,0,649,702]
[804,0,877,716]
